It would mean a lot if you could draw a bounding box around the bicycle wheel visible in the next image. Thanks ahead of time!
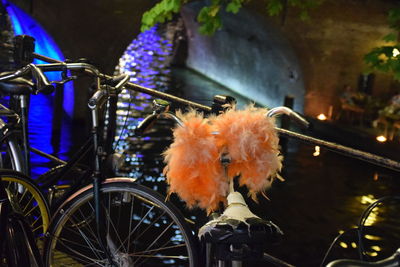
[44,179,199,267]
[1,170,50,238]
[5,212,43,267]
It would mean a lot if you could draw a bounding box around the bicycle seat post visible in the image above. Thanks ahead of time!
[199,152,284,266]
[18,94,30,175]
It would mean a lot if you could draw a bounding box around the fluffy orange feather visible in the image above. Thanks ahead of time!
[212,106,282,200]
[163,110,227,213]
[163,106,282,212]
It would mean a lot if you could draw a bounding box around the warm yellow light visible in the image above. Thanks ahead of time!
[313,146,320,157]
[364,234,382,241]
[371,246,381,252]
[393,48,400,57]
[339,242,348,248]
[367,251,378,257]
[376,135,387,142]
[361,194,376,204]
[351,242,357,248]
[317,113,327,120]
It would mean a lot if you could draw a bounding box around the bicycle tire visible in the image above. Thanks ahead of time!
[1,170,50,239]
[44,178,199,267]
[5,212,43,267]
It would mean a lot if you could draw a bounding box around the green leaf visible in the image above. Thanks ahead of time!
[199,16,222,35]
[383,33,398,42]
[197,7,210,23]
[266,0,284,16]
[226,2,241,14]
[172,0,181,12]
[209,5,221,17]
[140,0,183,32]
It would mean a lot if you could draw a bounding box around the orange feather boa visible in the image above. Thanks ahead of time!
[163,106,282,213]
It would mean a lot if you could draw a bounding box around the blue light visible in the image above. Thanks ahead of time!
[3,0,74,176]
[2,0,74,117]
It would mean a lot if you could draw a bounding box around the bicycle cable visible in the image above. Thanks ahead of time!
[320,195,400,266]
[112,85,133,151]
[357,195,400,260]
[320,228,359,267]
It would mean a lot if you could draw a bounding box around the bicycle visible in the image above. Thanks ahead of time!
[2,50,278,267]
[0,52,53,247]
[0,53,203,266]
[3,35,400,266]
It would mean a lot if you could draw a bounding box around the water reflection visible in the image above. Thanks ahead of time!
[4,0,73,177]
[114,25,173,181]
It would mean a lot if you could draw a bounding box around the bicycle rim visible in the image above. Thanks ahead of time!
[1,171,50,237]
[45,181,199,267]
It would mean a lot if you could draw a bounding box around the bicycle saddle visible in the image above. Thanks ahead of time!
[326,248,400,267]
[0,75,33,95]
[199,192,283,261]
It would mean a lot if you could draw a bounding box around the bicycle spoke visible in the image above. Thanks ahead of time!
[133,221,174,265]
[62,218,99,250]
[132,254,189,259]
[103,200,126,253]
[24,203,39,217]
[22,195,34,213]
[134,210,166,241]
[127,191,135,253]
[31,215,41,227]
[32,223,44,232]
[78,202,99,243]
[65,213,103,260]
[116,205,156,252]
[52,235,104,255]
[52,237,105,266]
[18,185,28,203]
[131,243,188,256]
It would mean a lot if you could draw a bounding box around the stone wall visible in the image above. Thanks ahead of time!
[181,0,399,116]
[181,2,305,111]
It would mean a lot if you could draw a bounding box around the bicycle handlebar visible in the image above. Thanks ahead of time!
[135,104,306,135]
[267,106,310,129]
[0,63,55,94]
[326,248,400,267]
[33,52,211,111]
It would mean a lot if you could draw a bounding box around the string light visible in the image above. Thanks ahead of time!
[317,113,327,120]
[376,135,387,142]
[313,146,320,156]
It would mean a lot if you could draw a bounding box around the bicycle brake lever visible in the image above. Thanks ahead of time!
[51,76,77,86]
